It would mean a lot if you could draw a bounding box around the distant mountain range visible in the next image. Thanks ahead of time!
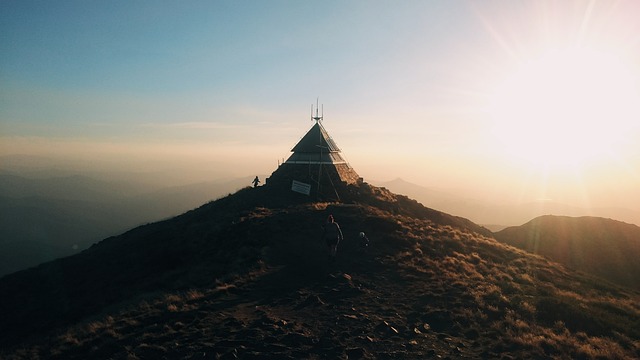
[377,178,640,230]
[0,172,263,276]
[494,215,640,289]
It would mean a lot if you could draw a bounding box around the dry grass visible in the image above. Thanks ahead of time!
[1,185,639,359]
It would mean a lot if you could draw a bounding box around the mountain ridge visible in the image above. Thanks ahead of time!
[1,183,639,359]
[494,215,640,290]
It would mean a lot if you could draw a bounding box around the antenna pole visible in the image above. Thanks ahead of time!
[311,98,323,124]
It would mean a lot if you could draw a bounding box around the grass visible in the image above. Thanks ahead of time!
[1,183,639,359]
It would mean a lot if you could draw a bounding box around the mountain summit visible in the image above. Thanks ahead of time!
[266,118,361,200]
[1,119,639,359]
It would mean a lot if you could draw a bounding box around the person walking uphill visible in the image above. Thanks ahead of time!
[322,215,343,262]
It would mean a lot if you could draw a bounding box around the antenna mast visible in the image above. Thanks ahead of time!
[311,98,323,123]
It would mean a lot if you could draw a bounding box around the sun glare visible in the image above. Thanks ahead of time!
[489,47,639,171]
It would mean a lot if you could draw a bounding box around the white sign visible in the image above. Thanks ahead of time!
[291,180,311,195]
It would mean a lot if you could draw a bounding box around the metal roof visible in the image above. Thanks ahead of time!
[291,122,341,153]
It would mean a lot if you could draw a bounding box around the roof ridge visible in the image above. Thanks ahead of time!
[291,122,341,153]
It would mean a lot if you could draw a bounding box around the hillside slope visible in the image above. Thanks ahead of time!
[494,215,640,290]
[1,184,639,359]
[0,173,257,276]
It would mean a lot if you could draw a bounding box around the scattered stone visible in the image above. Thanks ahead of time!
[374,320,400,336]
[366,336,375,343]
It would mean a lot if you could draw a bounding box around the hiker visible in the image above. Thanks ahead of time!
[252,176,260,188]
[322,215,343,261]
[359,231,370,250]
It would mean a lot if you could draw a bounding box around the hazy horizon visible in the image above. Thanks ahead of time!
[2,1,639,226]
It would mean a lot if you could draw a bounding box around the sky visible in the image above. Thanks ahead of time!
[2,1,640,220]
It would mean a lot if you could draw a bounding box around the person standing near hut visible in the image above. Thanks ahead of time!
[322,215,343,262]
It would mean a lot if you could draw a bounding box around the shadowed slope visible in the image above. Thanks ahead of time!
[0,183,486,345]
[1,185,639,359]
[494,215,640,289]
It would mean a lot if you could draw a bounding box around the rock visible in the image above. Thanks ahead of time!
[365,336,375,343]
[374,320,401,336]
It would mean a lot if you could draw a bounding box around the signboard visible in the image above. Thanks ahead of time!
[291,180,311,195]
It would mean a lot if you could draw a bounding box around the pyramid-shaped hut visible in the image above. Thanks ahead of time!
[266,107,361,199]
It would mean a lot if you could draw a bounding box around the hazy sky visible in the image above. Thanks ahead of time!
[2,1,640,213]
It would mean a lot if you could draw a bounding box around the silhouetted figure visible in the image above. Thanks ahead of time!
[359,231,370,251]
[322,215,343,261]
[252,176,260,188]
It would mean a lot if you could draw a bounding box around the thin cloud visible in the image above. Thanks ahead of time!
[138,122,247,130]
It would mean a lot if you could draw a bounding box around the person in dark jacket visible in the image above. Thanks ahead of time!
[322,215,343,261]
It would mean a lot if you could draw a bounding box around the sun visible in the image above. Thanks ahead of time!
[488,47,639,171]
